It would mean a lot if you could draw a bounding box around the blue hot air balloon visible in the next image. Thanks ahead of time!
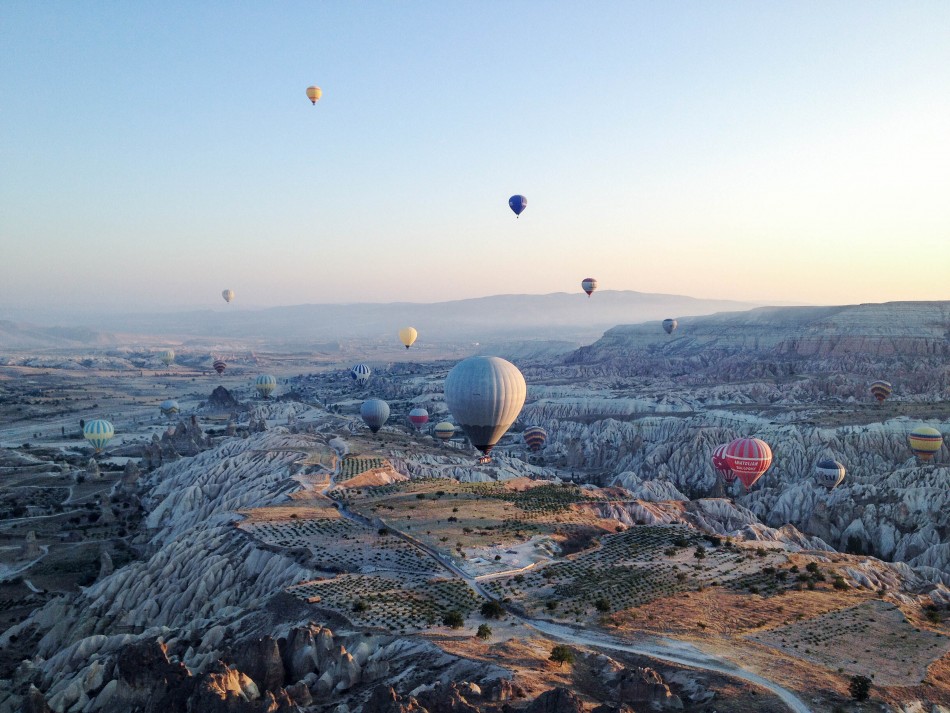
[361,398,390,434]
[508,195,527,217]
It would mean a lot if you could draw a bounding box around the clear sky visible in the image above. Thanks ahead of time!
[2,1,948,315]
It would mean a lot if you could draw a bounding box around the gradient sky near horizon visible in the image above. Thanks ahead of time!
[2,1,948,315]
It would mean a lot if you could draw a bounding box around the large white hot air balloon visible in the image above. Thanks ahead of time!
[222,289,235,303]
[444,356,526,460]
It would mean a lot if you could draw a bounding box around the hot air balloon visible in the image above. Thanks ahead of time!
[870,380,892,403]
[361,398,390,434]
[160,349,175,366]
[508,195,527,217]
[434,422,456,441]
[160,399,180,417]
[581,278,598,297]
[256,374,277,399]
[84,419,114,453]
[724,437,772,490]
[712,443,737,484]
[399,327,418,350]
[222,289,235,304]
[351,363,371,386]
[815,458,846,489]
[909,426,943,462]
[662,319,678,335]
[213,359,227,375]
[444,356,527,460]
[306,85,322,104]
[408,407,429,430]
[523,426,548,452]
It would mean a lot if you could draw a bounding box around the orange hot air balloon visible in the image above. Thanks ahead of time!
[306,86,322,104]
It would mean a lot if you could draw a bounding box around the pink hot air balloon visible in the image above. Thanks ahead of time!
[712,443,737,484]
[724,437,772,490]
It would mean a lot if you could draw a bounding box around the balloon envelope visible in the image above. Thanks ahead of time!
[159,349,175,366]
[724,438,772,490]
[662,319,678,335]
[434,422,456,441]
[84,419,114,453]
[256,374,277,398]
[581,278,598,297]
[870,380,892,402]
[523,426,547,452]
[815,458,846,488]
[222,289,235,303]
[351,363,371,386]
[160,399,180,417]
[909,426,943,461]
[361,398,390,433]
[306,86,322,104]
[212,359,227,375]
[508,194,527,216]
[399,327,418,349]
[712,443,737,483]
[408,407,429,430]
[444,356,526,456]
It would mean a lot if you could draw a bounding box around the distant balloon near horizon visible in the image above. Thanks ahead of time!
[870,380,892,402]
[909,426,943,462]
[83,419,114,453]
[159,349,175,366]
[160,399,180,417]
[255,374,277,399]
[581,278,598,297]
[361,398,390,434]
[662,318,678,335]
[222,289,235,303]
[399,327,418,350]
[444,356,527,459]
[306,86,322,104]
[815,458,846,489]
[350,363,371,386]
[724,437,772,490]
[508,195,527,217]
[408,407,429,431]
[523,426,547,453]
[212,359,226,375]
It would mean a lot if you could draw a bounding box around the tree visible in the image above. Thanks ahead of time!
[443,611,464,629]
[476,624,492,640]
[549,645,575,668]
[594,597,611,613]
[481,600,505,619]
[849,674,871,702]
[352,600,368,613]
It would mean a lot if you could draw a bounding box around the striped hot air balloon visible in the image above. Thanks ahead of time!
[255,374,277,399]
[350,363,371,386]
[212,359,227,375]
[870,380,892,403]
[581,278,598,297]
[160,399,180,417]
[662,318,678,335]
[712,443,737,484]
[84,419,114,453]
[159,349,175,366]
[815,458,846,489]
[306,85,322,104]
[523,426,548,452]
[408,407,429,430]
[361,398,390,434]
[724,437,773,490]
[909,426,943,462]
[434,422,456,441]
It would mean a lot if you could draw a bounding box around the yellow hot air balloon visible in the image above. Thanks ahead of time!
[306,86,322,105]
[399,327,418,350]
[909,426,944,462]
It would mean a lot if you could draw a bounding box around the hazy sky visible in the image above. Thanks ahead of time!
[2,2,948,314]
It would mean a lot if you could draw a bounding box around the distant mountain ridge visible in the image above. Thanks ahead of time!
[4,291,762,347]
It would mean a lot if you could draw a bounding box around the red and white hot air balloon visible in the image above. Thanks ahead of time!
[581,277,598,297]
[408,407,429,431]
[724,437,772,490]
